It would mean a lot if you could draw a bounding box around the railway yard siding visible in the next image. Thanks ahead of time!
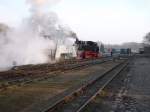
[0,60,121,112]
[82,55,150,112]
[0,56,150,112]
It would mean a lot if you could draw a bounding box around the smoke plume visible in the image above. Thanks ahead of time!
[0,0,76,71]
[27,0,61,14]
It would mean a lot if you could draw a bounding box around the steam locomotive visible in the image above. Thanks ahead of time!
[75,39,100,59]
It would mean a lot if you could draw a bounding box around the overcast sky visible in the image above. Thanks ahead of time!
[0,0,150,44]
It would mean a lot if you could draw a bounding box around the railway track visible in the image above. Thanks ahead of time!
[0,58,112,80]
[41,59,129,112]
[0,57,112,90]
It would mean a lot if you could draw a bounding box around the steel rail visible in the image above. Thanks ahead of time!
[75,61,128,112]
[43,60,128,112]
[0,57,112,80]
[0,58,112,90]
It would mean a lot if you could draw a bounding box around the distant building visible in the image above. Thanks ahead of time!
[144,46,150,54]
[55,45,76,60]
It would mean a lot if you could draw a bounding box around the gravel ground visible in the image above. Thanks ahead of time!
[0,60,120,112]
[82,56,150,112]
[126,56,150,112]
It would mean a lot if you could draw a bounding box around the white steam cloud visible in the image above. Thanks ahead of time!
[0,0,76,71]
[27,0,61,7]
[27,0,61,14]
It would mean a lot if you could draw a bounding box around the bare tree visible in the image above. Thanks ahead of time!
[144,32,150,45]
[0,23,9,34]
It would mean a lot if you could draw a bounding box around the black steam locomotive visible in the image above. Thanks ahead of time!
[75,39,100,59]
